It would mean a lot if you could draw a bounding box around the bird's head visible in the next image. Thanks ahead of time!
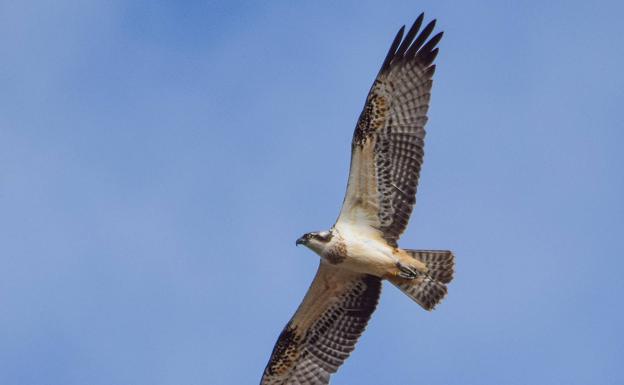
[296,230,333,254]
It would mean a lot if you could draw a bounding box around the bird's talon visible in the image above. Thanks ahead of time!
[395,261,418,280]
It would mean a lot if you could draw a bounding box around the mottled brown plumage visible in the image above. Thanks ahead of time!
[324,242,347,265]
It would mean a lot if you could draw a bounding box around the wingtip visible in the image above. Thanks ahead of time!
[396,25,406,41]
[414,12,425,28]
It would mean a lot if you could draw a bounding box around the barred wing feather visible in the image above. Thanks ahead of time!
[260,264,381,385]
[336,14,442,247]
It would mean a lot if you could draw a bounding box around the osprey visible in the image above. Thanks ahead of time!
[261,13,454,385]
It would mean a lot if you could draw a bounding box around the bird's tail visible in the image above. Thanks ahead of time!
[389,250,454,311]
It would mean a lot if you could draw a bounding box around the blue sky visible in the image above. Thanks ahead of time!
[1,1,623,384]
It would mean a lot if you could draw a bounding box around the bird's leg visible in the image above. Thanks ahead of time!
[395,261,419,280]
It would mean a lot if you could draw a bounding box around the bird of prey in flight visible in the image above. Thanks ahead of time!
[261,13,454,385]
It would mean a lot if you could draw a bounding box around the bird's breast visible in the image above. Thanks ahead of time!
[323,233,394,277]
[323,240,348,265]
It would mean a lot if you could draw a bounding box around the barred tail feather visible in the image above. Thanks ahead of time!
[390,275,448,310]
[390,249,454,310]
[405,249,454,283]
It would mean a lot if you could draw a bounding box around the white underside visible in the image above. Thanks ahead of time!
[330,221,396,277]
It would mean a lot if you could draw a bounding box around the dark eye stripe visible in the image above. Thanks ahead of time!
[316,232,333,242]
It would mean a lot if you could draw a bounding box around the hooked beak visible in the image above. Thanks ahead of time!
[295,236,306,246]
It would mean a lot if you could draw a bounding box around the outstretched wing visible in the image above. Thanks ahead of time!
[260,264,381,385]
[336,14,442,247]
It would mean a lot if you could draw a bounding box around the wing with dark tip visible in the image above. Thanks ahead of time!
[260,264,381,385]
[336,14,442,247]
